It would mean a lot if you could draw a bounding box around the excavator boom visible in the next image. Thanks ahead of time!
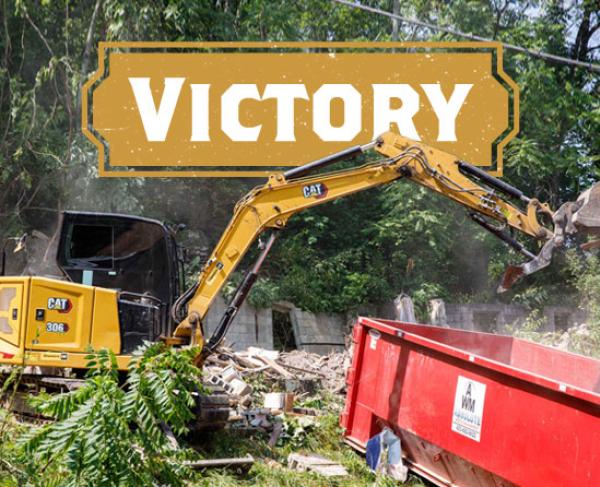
[173,132,571,348]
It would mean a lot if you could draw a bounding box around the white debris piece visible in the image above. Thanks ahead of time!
[429,298,448,327]
[287,453,348,477]
[394,294,416,322]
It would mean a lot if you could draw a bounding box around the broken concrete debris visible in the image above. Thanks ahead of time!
[429,298,449,327]
[204,345,351,404]
[202,345,350,436]
[263,392,290,410]
[394,293,416,322]
[241,408,272,428]
[198,345,360,475]
[287,453,349,477]
[207,364,253,406]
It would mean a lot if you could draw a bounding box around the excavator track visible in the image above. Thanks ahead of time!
[0,373,81,423]
[1,371,232,430]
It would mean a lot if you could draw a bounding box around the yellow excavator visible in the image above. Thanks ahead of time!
[1,131,599,373]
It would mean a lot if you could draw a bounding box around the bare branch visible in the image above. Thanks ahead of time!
[22,7,55,58]
[82,0,102,77]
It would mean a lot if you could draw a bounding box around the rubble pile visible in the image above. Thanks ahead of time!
[201,345,352,425]
[553,323,591,351]
[525,322,600,357]
[204,346,351,403]
[277,349,351,395]
[197,345,353,476]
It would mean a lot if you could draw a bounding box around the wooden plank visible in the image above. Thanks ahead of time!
[184,454,255,469]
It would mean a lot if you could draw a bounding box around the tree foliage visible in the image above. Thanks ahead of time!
[0,1,598,314]
[13,345,202,486]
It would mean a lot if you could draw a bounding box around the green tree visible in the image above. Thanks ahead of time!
[15,345,201,486]
[0,0,597,313]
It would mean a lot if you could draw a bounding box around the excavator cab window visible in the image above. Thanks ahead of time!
[56,212,181,352]
[68,224,114,268]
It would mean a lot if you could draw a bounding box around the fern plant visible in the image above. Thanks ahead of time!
[19,344,203,486]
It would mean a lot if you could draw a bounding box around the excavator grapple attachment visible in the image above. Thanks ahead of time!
[498,238,557,292]
[499,181,600,292]
[573,183,600,236]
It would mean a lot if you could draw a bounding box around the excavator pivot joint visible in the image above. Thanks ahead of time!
[398,165,414,178]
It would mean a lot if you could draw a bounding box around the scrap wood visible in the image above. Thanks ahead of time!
[220,350,264,370]
[246,346,280,361]
[276,362,328,378]
[215,346,264,369]
[242,347,296,377]
[204,355,231,367]
[581,239,600,250]
[184,454,255,470]
[160,422,179,449]
[231,361,270,374]
[264,458,283,469]
[255,356,293,378]
[235,355,265,369]
[268,422,283,447]
[290,406,320,416]
[287,453,348,477]
[241,365,270,374]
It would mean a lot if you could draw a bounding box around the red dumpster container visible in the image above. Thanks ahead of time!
[341,317,600,487]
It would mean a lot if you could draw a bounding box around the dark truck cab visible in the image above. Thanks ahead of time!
[56,212,184,353]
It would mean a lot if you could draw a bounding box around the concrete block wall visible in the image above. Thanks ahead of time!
[203,294,587,353]
[445,303,528,332]
[288,307,346,354]
[204,297,346,353]
[543,306,587,332]
[204,295,273,350]
[444,303,587,333]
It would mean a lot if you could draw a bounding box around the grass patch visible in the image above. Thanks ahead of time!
[1,351,429,486]
[189,412,427,486]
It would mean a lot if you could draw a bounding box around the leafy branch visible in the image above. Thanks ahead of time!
[18,344,203,486]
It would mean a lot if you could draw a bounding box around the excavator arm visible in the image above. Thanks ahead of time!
[374,133,553,240]
[171,131,558,349]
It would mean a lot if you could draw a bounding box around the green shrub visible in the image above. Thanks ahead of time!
[17,344,202,486]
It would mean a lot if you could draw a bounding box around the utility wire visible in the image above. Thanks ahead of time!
[332,0,600,74]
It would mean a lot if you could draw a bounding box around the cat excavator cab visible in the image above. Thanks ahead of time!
[0,211,183,367]
[1,131,598,370]
[56,211,183,351]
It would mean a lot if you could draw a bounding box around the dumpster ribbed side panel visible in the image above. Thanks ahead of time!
[342,317,600,487]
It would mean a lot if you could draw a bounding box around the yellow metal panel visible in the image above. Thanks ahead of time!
[91,287,121,353]
[0,341,23,365]
[26,277,94,352]
[0,277,29,348]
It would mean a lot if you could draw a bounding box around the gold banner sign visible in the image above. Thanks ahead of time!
[83,42,518,177]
